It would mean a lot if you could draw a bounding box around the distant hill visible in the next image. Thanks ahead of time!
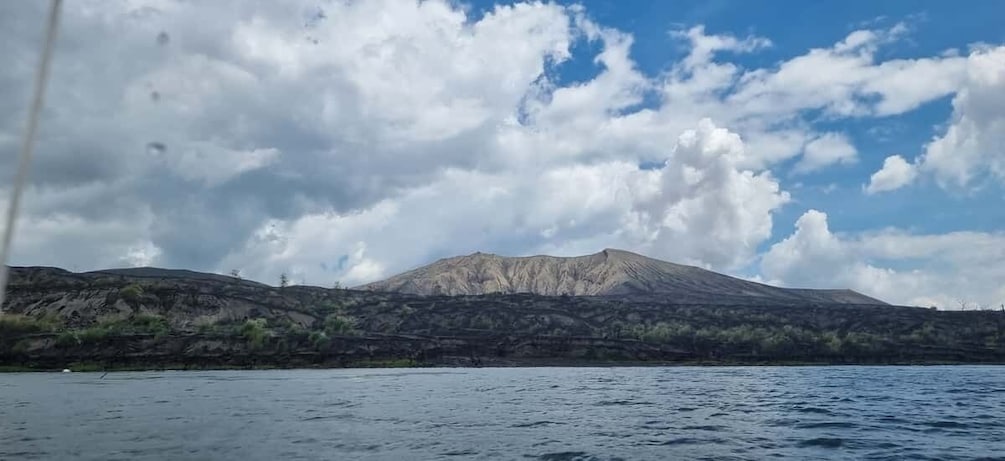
[357,249,887,305]
[6,260,1005,370]
[87,267,267,287]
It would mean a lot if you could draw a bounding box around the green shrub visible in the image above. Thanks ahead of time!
[52,325,111,346]
[822,331,843,354]
[129,314,170,337]
[308,331,331,350]
[623,322,695,344]
[324,313,356,336]
[241,318,268,349]
[842,332,885,354]
[55,331,80,347]
[77,326,110,343]
[119,284,144,303]
[66,314,173,340]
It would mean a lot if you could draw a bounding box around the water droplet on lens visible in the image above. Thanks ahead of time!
[146,142,167,156]
[156,32,170,46]
[150,91,160,102]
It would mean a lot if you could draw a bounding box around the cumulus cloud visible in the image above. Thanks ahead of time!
[865,155,918,194]
[762,210,1005,308]
[638,120,790,268]
[869,45,1005,192]
[653,23,971,171]
[1,0,578,270]
[917,46,1005,188]
[220,119,788,285]
[0,1,1000,294]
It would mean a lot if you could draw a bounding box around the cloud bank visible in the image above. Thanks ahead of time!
[1,1,1003,308]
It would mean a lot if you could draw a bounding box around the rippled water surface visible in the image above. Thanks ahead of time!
[2,366,1004,460]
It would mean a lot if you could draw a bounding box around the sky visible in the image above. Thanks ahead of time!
[1,0,1003,308]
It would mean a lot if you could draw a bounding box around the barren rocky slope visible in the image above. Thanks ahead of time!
[3,265,1004,369]
[357,249,885,305]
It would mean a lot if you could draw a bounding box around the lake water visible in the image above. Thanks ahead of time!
[2,366,1003,460]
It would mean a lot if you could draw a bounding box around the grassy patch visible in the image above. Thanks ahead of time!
[53,314,172,347]
[0,313,60,336]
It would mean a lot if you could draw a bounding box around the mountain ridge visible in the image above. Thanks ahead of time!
[357,248,887,305]
[8,261,1005,370]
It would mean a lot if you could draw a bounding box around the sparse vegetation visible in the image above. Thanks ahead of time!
[0,314,58,335]
[615,322,896,356]
[119,283,144,303]
[240,318,268,349]
[316,300,345,314]
[51,314,172,347]
[323,313,356,336]
[308,331,331,350]
[55,330,81,347]
[127,314,171,337]
[3,268,1005,370]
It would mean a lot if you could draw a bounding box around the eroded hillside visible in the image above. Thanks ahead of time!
[358,249,885,305]
[1,266,1003,370]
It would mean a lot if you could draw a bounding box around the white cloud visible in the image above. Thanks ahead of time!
[916,46,1005,188]
[638,119,790,268]
[220,119,789,285]
[122,241,163,267]
[793,132,858,174]
[726,24,967,119]
[672,25,771,72]
[865,155,918,193]
[4,205,160,270]
[762,209,1005,308]
[864,43,1005,193]
[0,1,1000,299]
[652,24,970,171]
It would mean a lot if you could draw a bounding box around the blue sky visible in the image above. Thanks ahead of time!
[474,1,1005,299]
[1,0,1003,307]
[469,0,1005,237]
[544,0,1005,261]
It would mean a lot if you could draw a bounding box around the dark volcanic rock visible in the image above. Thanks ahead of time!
[3,264,1003,370]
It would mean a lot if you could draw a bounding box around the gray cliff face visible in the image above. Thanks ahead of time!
[357,249,887,305]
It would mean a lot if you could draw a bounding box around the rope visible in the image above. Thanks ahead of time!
[0,0,63,314]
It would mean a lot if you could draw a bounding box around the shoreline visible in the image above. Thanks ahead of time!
[5,357,1005,373]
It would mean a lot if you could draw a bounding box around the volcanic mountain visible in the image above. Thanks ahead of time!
[357,249,887,305]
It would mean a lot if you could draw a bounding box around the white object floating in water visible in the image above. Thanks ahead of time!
[61,369,71,373]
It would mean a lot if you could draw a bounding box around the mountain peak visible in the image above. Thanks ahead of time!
[599,248,646,260]
[357,249,886,305]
